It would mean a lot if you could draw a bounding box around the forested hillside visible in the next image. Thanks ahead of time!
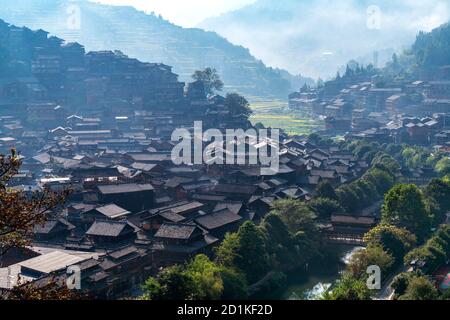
[200,0,449,79]
[412,22,450,68]
[0,0,313,98]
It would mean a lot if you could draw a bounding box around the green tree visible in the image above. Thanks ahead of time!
[385,144,404,158]
[336,185,360,213]
[436,226,450,250]
[142,265,198,300]
[424,196,446,227]
[142,255,225,300]
[405,246,446,273]
[270,199,317,235]
[402,147,429,169]
[363,167,395,195]
[316,181,338,201]
[403,227,449,273]
[215,232,240,268]
[356,179,379,201]
[219,267,248,300]
[392,272,417,297]
[260,212,318,270]
[435,158,450,175]
[364,224,416,263]
[354,144,373,159]
[185,255,223,300]
[260,213,296,268]
[424,179,450,213]
[382,184,431,240]
[217,223,271,285]
[323,275,372,300]
[192,67,224,95]
[351,181,371,207]
[371,152,400,175]
[399,276,439,300]
[308,197,343,219]
[346,246,394,280]
[224,93,252,118]
[441,289,450,300]
[234,222,270,284]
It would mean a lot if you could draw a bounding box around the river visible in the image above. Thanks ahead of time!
[280,246,365,300]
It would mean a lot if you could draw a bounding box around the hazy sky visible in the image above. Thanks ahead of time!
[91,0,256,27]
[87,0,450,78]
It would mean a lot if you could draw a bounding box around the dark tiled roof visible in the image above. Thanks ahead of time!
[331,215,376,226]
[129,154,170,162]
[86,221,132,237]
[34,218,75,234]
[108,245,139,260]
[34,220,59,234]
[310,170,337,179]
[213,202,243,215]
[98,183,154,194]
[214,184,257,195]
[89,271,109,282]
[154,223,198,240]
[195,209,242,230]
[159,211,186,223]
[164,177,194,188]
[191,194,227,202]
[308,176,321,185]
[167,201,204,215]
[78,259,101,271]
[94,204,131,219]
[32,152,51,164]
[131,162,159,172]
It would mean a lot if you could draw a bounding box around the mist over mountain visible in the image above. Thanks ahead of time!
[199,0,450,79]
[0,0,313,98]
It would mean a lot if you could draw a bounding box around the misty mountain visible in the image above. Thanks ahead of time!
[199,0,450,79]
[0,0,313,98]
[412,22,450,68]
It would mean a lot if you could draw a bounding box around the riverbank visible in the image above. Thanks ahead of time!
[278,246,365,300]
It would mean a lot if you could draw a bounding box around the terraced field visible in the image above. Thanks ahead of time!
[248,97,324,136]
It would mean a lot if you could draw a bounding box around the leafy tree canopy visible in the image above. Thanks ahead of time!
[364,224,416,263]
[381,184,431,240]
[399,276,439,300]
[308,197,343,219]
[323,275,372,301]
[192,67,224,96]
[316,181,338,201]
[224,93,252,118]
[270,199,317,235]
[346,246,394,280]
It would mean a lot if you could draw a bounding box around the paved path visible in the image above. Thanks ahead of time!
[376,265,407,300]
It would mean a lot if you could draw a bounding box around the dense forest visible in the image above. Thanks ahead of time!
[324,19,450,89]
[412,22,450,68]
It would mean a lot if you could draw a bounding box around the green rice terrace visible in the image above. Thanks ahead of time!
[248,97,324,136]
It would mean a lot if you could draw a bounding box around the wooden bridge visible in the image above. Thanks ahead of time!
[325,233,365,245]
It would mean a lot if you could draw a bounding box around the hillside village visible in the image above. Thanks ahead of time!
[0,20,371,297]
[0,0,310,98]
[0,17,449,300]
[289,64,450,149]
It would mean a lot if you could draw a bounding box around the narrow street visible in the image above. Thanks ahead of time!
[376,265,407,300]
